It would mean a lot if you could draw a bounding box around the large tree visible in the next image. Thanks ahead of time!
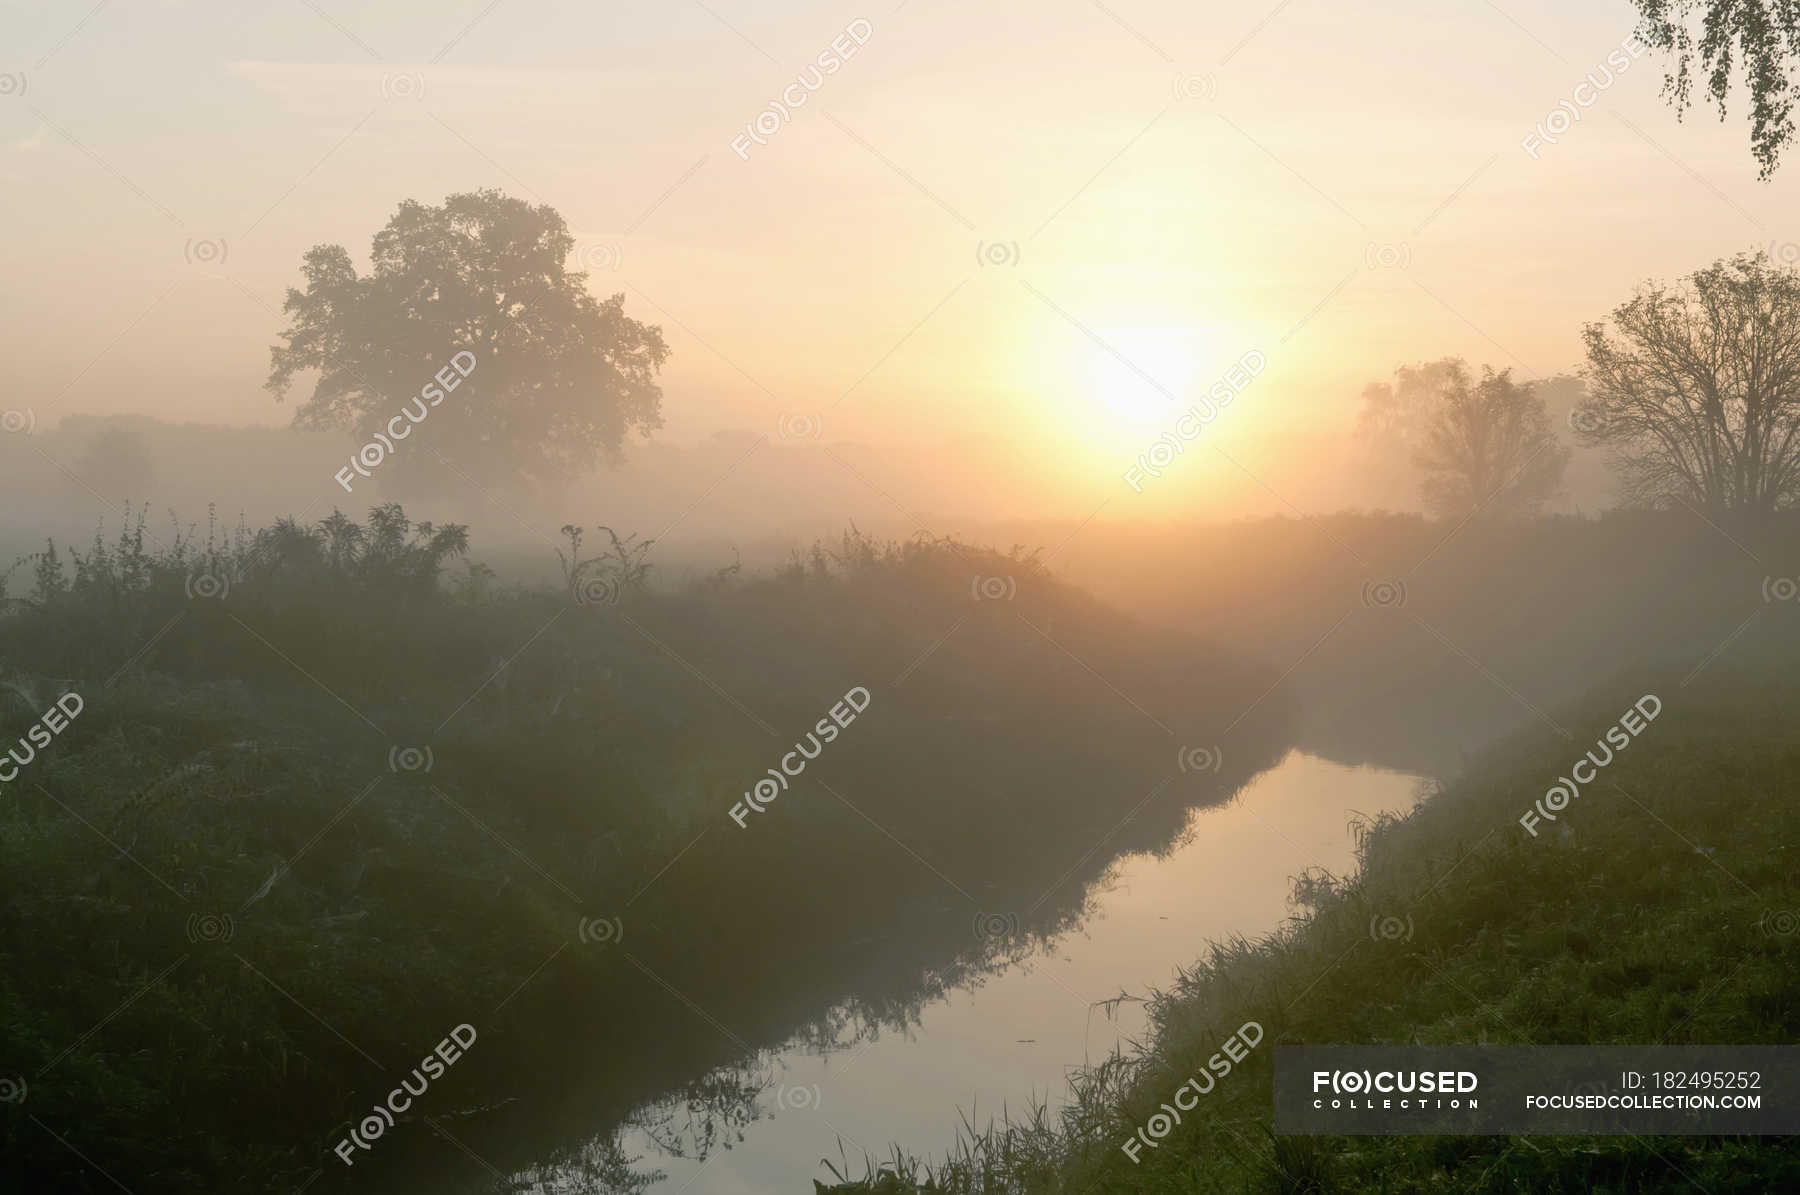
[1359,357,1567,519]
[266,190,668,493]
[1632,0,1800,177]
[1579,252,1800,518]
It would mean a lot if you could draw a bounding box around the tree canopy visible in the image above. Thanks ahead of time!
[1632,0,1800,177]
[266,189,668,493]
[1580,252,1800,517]
[1360,358,1567,519]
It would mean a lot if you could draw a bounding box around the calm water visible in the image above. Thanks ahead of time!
[556,751,1425,1193]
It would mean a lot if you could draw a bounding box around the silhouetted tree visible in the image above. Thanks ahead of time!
[1632,0,1800,176]
[1418,365,1566,519]
[1580,253,1800,518]
[1359,357,1567,519]
[266,189,668,494]
[1356,358,1466,447]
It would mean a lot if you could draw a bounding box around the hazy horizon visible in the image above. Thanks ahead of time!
[8,4,1800,1193]
[5,0,1792,538]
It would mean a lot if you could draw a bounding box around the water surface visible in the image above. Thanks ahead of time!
[588,751,1424,1193]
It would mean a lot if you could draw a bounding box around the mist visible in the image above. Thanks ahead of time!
[6,2,1800,1193]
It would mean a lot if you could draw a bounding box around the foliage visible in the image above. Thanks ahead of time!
[0,505,1284,1194]
[9,503,469,616]
[557,523,654,604]
[1359,357,1567,519]
[864,660,1800,1192]
[265,189,669,493]
[1356,358,1465,445]
[1414,365,1567,519]
[1632,0,1800,177]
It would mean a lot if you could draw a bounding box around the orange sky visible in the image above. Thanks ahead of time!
[2,0,1793,517]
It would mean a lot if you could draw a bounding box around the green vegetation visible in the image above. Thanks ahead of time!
[10,501,1797,1193]
[842,658,1800,1192]
[0,505,1288,1192]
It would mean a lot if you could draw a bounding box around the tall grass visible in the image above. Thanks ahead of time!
[844,656,1800,1192]
[0,506,1289,1193]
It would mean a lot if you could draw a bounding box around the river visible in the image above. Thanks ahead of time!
[507,751,1424,1193]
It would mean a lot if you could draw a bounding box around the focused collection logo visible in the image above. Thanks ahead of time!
[1311,1068,1479,1110]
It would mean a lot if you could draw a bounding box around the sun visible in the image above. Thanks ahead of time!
[1084,328,1201,425]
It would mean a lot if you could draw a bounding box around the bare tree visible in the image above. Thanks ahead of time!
[1579,252,1800,518]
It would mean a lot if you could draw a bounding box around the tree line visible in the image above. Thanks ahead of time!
[1359,252,1800,524]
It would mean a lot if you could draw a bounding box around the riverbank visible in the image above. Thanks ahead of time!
[864,657,1800,1192]
[0,512,1292,1192]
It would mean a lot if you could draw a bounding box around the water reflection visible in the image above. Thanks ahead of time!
[517,753,1424,1194]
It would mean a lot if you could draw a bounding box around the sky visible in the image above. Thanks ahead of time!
[1,0,1794,522]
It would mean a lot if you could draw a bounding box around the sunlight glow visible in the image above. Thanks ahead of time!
[1085,328,1202,424]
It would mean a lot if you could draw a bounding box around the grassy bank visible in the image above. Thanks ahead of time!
[860,655,1800,1193]
[0,508,1291,1192]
